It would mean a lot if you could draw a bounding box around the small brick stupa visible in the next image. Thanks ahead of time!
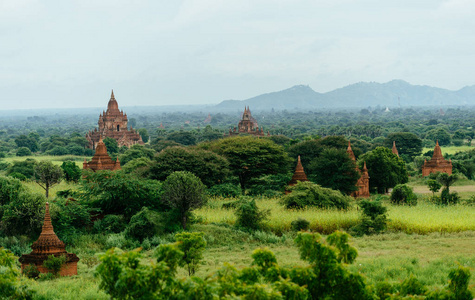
[288,156,309,187]
[83,138,121,171]
[20,203,79,276]
[347,141,370,198]
[422,141,452,176]
[392,141,399,157]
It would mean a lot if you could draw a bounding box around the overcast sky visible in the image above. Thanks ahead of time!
[1,0,475,110]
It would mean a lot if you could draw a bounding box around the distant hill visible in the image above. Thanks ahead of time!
[215,80,475,111]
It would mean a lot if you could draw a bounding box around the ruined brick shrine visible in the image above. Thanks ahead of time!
[286,155,309,193]
[86,90,144,149]
[20,203,79,276]
[422,140,452,176]
[347,141,370,198]
[83,138,121,171]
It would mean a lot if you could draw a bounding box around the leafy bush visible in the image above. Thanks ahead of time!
[390,184,417,205]
[0,176,23,206]
[42,254,66,277]
[125,207,163,242]
[291,218,310,231]
[208,183,242,198]
[23,264,40,279]
[235,198,270,231]
[8,172,28,181]
[439,189,460,205]
[61,161,81,182]
[0,236,31,256]
[50,198,92,242]
[6,159,37,180]
[16,147,32,156]
[1,192,45,237]
[0,247,35,298]
[93,214,127,234]
[351,199,388,236]
[281,181,351,210]
[175,232,206,276]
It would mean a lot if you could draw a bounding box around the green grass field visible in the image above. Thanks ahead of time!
[3,155,89,168]
[423,145,473,155]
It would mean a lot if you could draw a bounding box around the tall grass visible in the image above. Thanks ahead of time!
[3,155,89,168]
[196,197,475,235]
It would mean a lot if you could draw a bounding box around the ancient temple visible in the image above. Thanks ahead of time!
[20,203,79,276]
[228,106,268,136]
[422,141,452,176]
[286,156,309,194]
[85,90,144,149]
[347,141,370,198]
[392,141,399,157]
[83,138,121,171]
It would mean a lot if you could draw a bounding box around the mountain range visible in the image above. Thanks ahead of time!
[215,80,475,111]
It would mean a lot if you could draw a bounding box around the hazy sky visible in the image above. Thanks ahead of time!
[1,0,475,110]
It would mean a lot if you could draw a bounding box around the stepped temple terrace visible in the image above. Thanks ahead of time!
[422,141,452,176]
[347,141,370,198]
[83,138,121,171]
[228,106,268,136]
[86,90,144,149]
[20,203,79,276]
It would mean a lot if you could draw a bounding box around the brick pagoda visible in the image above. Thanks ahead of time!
[20,203,79,276]
[392,141,399,157]
[83,138,121,171]
[228,106,268,136]
[86,90,144,149]
[347,141,370,198]
[422,141,452,176]
[286,155,309,193]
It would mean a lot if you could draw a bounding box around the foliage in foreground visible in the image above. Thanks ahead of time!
[95,231,473,299]
[0,247,35,299]
[351,199,388,236]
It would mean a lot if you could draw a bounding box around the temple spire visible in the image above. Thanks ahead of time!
[347,141,356,161]
[111,89,115,100]
[288,155,309,186]
[392,141,399,157]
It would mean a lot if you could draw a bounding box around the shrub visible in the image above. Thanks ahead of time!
[0,247,35,298]
[23,264,40,279]
[291,218,310,232]
[439,189,460,205]
[351,199,387,236]
[1,192,45,237]
[281,181,350,210]
[61,161,81,182]
[175,232,206,276]
[8,172,28,181]
[208,183,242,198]
[125,207,163,242]
[0,176,24,206]
[390,184,417,205]
[94,214,127,234]
[16,147,31,156]
[50,198,92,241]
[235,198,270,231]
[42,254,66,277]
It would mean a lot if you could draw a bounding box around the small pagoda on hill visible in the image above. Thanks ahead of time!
[20,203,79,276]
[422,141,452,176]
[228,106,268,137]
[83,138,121,171]
[86,90,144,149]
[347,141,370,198]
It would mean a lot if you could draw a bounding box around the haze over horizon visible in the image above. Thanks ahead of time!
[1,0,475,110]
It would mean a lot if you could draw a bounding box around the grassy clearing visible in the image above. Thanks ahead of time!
[196,197,475,234]
[22,180,79,199]
[3,155,89,168]
[423,145,473,155]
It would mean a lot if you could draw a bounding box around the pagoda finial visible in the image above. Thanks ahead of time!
[346,141,356,161]
[42,202,54,235]
[111,89,115,99]
[392,141,399,157]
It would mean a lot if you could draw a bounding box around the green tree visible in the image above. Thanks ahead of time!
[384,132,423,160]
[80,170,163,218]
[235,197,270,231]
[1,192,45,237]
[175,232,206,276]
[119,144,155,166]
[167,131,196,146]
[390,184,417,205]
[6,158,37,179]
[282,181,351,210]
[14,134,38,152]
[34,161,63,198]
[205,136,291,191]
[351,199,388,236]
[103,137,119,154]
[427,179,442,196]
[16,147,32,156]
[359,147,408,193]
[149,146,229,187]
[437,173,458,193]
[0,176,23,206]
[137,128,149,143]
[425,128,451,146]
[308,148,360,195]
[61,161,81,182]
[162,171,207,230]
